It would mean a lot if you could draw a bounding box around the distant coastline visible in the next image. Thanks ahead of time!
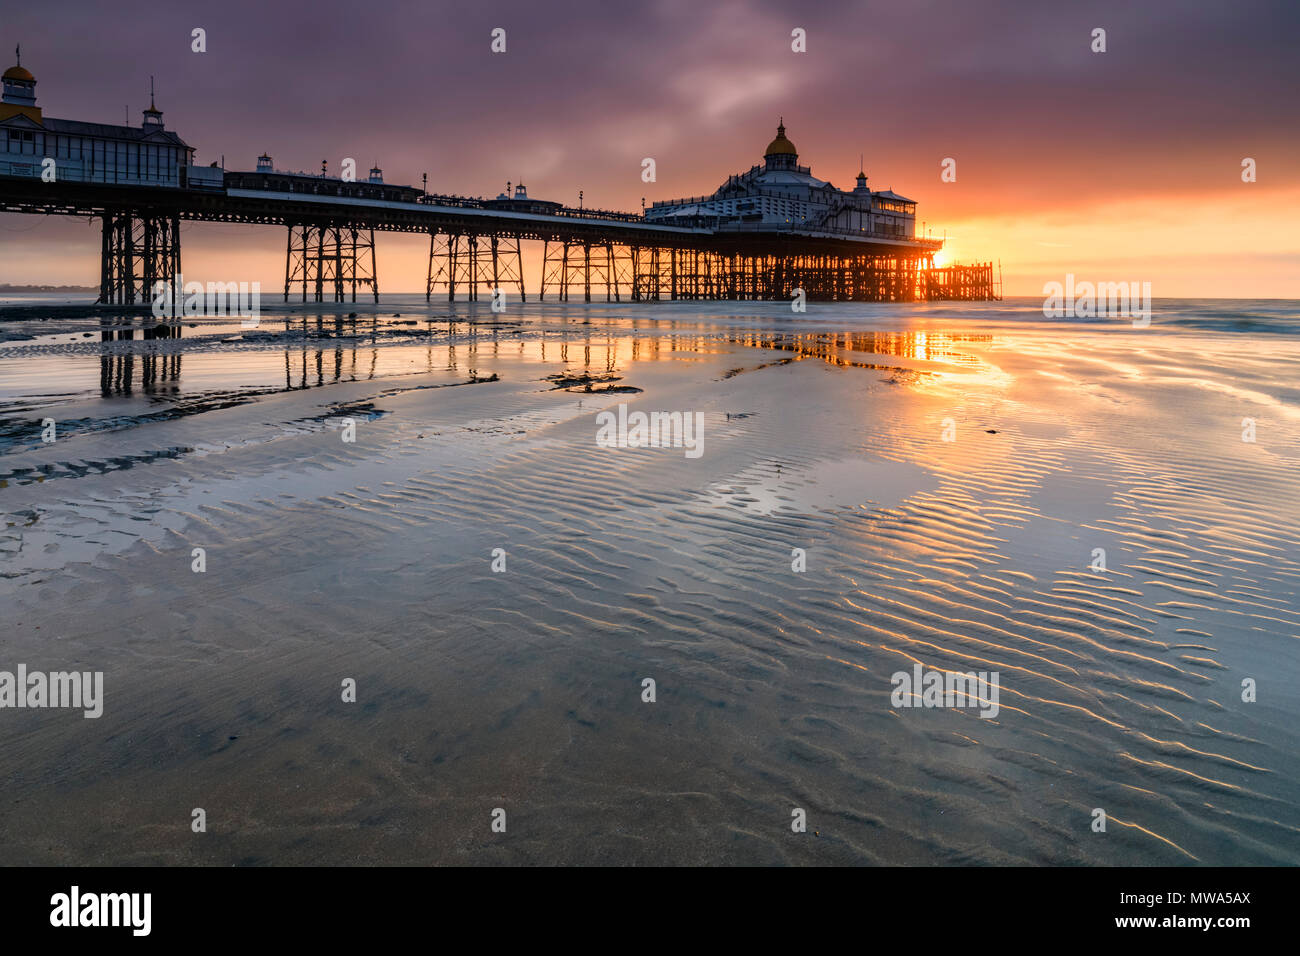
[0,284,98,293]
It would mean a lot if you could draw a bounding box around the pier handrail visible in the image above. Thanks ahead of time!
[552,206,644,222]
[418,194,488,209]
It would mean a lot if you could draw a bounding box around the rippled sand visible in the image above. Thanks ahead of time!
[1,299,1297,865]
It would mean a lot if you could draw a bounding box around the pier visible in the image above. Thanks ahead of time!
[0,56,1000,306]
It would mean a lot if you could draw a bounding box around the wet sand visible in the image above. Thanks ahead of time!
[2,299,1298,865]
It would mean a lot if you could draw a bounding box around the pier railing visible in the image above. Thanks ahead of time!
[552,207,644,223]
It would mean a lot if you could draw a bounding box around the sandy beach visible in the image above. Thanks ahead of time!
[1,297,1298,865]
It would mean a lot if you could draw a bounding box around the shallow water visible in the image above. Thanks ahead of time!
[1,296,1297,865]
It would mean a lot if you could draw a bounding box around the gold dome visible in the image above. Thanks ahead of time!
[764,121,797,157]
[3,64,34,82]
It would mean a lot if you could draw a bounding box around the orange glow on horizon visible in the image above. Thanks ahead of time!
[3,183,1297,301]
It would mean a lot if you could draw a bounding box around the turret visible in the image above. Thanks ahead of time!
[1,46,41,122]
[763,118,798,171]
[142,76,164,129]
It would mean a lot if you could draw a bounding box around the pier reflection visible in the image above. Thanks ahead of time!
[81,315,991,403]
[99,319,184,396]
[726,329,992,369]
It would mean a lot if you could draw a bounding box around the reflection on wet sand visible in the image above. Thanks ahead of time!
[55,314,758,405]
[74,315,1008,405]
[727,328,994,373]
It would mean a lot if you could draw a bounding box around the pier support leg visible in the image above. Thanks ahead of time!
[484,233,525,304]
[285,223,378,304]
[539,238,561,302]
[632,246,665,302]
[427,231,460,301]
[430,232,525,304]
[97,209,181,307]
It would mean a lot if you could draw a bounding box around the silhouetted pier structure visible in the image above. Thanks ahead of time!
[0,56,1000,306]
[1,174,1000,305]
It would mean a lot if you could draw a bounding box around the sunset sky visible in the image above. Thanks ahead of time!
[2,0,1297,297]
